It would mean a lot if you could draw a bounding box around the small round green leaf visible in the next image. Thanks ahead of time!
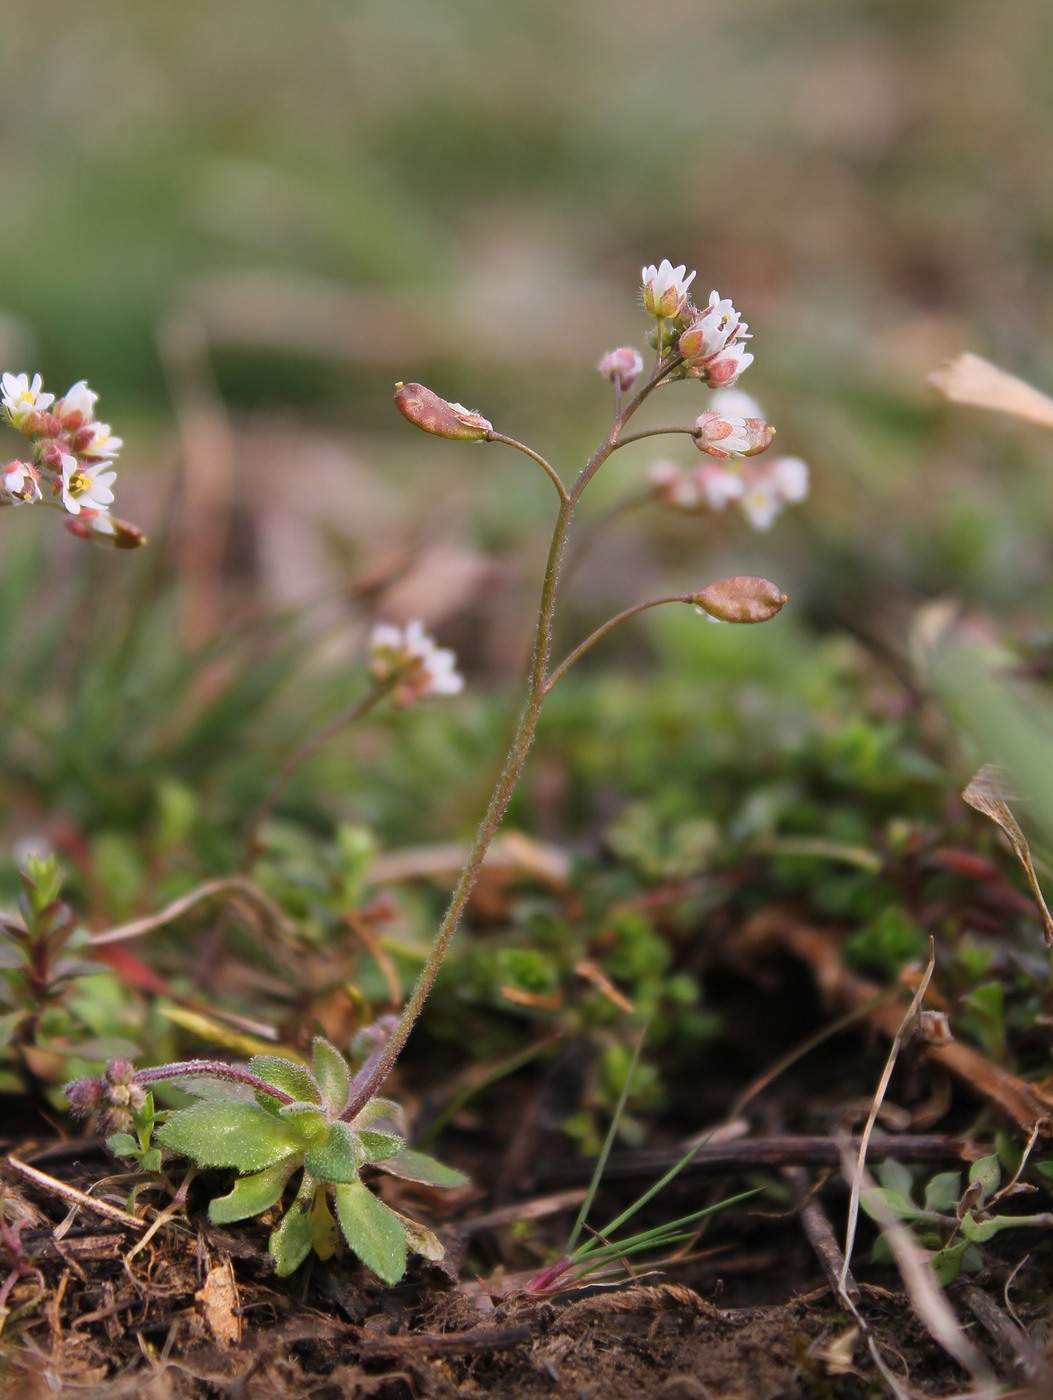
[334,1180,408,1284]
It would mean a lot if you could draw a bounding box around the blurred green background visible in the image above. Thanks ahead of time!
[1,0,1052,868]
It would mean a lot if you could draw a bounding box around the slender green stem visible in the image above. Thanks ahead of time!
[241,680,394,870]
[613,426,698,450]
[544,594,696,695]
[487,431,569,503]
[344,353,682,1117]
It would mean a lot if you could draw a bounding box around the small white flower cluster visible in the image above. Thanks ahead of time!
[639,263,754,390]
[677,289,754,388]
[368,621,464,708]
[0,371,140,546]
[648,390,808,531]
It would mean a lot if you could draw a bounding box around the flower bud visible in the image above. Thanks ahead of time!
[393,383,492,441]
[597,347,644,391]
[740,418,775,456]
[693,411,751,459]
[64,1074,106,1118]
[641,261,696,320]
[694,575,786,624]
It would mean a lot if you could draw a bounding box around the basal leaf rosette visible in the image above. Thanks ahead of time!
[154,1035,467,1281]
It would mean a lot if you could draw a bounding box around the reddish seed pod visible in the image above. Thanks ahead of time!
[694,576,787,624]
[393,383,492,441]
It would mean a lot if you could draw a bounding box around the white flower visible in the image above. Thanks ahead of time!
[696,463,746,510]
[694,410,752,459]
[648,459,704,510]
[57,380,98,428]
[641,260,697,319]
[679,291,748,359]
[59,453,116,515]
[710,388,764,420]
[78,422,123,458]
[737,456,809,530]
[368,620,464,705]
[1,460,41,504]
[1,372,54,429]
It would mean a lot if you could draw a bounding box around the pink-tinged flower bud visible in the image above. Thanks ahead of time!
[702,343,754,388]
[64,1074,106,1117]
[693,411,752,460]
[740,418,775,456]
[393,383,492,441]
[63,513,146,549]
[694,575,786,624]
[597,347,644,391]
[641,260,697,320]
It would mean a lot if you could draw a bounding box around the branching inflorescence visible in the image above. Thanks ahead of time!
[59,259,806,1282]
[0,372,144,548]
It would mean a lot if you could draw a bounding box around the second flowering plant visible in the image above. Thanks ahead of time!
[1,372,143,547]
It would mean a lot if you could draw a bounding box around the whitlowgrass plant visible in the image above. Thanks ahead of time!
[62,259,805,1282]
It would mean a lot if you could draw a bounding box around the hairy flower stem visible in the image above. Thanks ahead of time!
[344,354,680,1119]
[133,1059,296,1103]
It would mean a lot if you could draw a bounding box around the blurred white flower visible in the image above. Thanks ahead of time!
[697,463,746,510]
[2,372,54,429]
[710,388,765,420]
[369,620,464,706]
[641,260,696,319]
[60,453,117,515]
[737,456,808,530]
[648,458,705,510]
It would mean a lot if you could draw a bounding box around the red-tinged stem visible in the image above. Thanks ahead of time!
[343,352,683,1120]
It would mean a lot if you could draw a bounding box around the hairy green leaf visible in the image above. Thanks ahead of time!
[358,1129,404,1164]
[311,1037,352,1117]
[158,1101,302,1171]
[248,1055,320,1104]
[304,1121,366,1184]
[278,1102,329,1142]
[270,1189,315,1277]
[382,1148,469,1189]
[106,1132,140,1158]
[334,1180,408,1284]
[351,1097,405,1131]
[208,1159,299,1224]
